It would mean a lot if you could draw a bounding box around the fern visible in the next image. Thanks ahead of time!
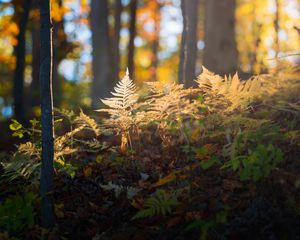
[132,189,179,220]
[74,109,101,137]
[146,82,198,121]
[98,69,138,119]
[143,82,200,146]
[96,69,139,151]
[1,112,98,182]
[1,153,40,181]
[196,67,266,112]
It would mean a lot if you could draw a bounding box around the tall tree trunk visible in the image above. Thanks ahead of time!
[250,23,262,73]
[112,0,122,82]
[178,0,198,87]
[127,0,137,79]
[203,0,238,75]
[39,0,55,229]
[30,0,40,109]
[274,0,280,58]
[13,0,32,122]
[150,2,161,82]
[52,0,65,107]
[90,0,110,107]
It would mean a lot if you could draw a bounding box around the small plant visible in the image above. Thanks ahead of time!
[0,192,37,236]
[2,111,101,182]
[132,189,179,220]
[185,209,228,240]
[196,67,268,112]
[97,69,139,152]
[222,144,283,181]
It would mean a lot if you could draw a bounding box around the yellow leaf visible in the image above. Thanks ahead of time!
[153,173,176,187]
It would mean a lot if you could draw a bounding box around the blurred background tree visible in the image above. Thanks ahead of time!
[0,0,299,121]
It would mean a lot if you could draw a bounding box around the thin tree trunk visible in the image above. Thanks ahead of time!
[90,0,110,107]
[178,0,198,87]
[274,0,280,58]
[128,0,137,79]
[178,0,186,85]
[112,0,122,82]
[250,23,262,73]
[13,0,32,122]
[30,0,40,109]
[150,2,161,82]
[203,0,238,75]
[39,0,55,229]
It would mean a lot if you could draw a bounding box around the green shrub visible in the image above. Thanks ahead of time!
[0,192,37,236]
[222,144,283,181]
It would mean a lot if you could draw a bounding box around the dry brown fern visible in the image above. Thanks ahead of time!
[196,67,267,112]
[96,70,139,152]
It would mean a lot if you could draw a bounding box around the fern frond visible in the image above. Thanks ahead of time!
[132,190,179,220]
[196,67,266,112]
[74,110,101,136]
[95,70,141,151]
[1,153,40,181]
[97,71,138,117]
[146,82,198,122]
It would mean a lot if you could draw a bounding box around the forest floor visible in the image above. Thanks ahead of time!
[1,66,300,240]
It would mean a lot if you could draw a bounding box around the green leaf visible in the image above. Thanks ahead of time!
[200,156,219,170]
[9,120,22,131]
[240,167,250,181]
[232,159,240,171]
[29,118,39,127]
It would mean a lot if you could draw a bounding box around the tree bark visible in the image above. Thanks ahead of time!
[127,0,137,79]
[274,0,280,58]
[13,0,32,122]
[203,0,238,75]
[90,0,110,107]
[39,0,55,229]
[178,0,198,87]
[112,0,122,82]
[150,2,161,82]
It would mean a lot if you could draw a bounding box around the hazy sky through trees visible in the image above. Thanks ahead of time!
[0,0,298,83]
[57,0,298,82]
[59,0,184,82]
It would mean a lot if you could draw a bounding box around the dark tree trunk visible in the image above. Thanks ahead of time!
[203,0,238,75]
[150,2,161,82]
[13,0,32,122]
[127,0,137,79]
[90,0,110,107]
[112,0,122,82]
[30,0,40,109]
[39,0,55,229]
[178,0,198,87]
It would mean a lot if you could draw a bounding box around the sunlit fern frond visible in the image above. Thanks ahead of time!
[1,153,40,181]
[96,70,140,152]
[97,70,138,117]
[18,141,40,158]
[96,70,139,134]
[54,125,84,158]
[221,114,271,130]
[196,67,266,112]
[146,82,198,122]
[74,109,101,137]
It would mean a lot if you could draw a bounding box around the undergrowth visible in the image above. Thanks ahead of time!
[1,65,300,239]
